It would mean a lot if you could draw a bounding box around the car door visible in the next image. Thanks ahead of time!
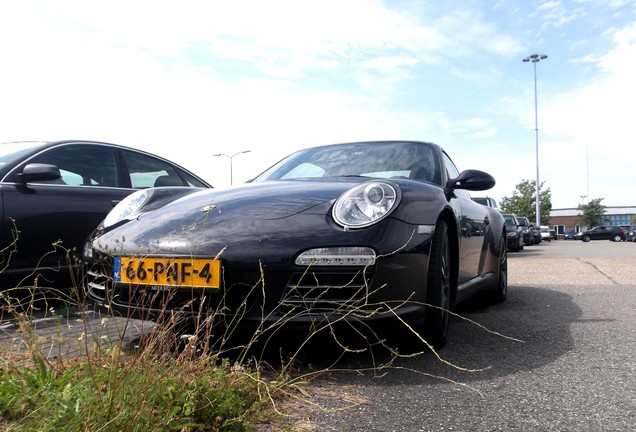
[440,152,490,284]
[1,144,134,289]
[457,192,492,282]
[590,226,607,240]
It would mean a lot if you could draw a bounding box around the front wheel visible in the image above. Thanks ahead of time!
[423,219,452,349]
[582,235,591,242]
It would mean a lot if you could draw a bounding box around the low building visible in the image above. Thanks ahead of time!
[549,206,636,237]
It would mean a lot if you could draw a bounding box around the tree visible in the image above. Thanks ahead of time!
[500,179,552,225]
[578,198,605,228]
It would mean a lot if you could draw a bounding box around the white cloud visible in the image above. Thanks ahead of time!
[1,1,633,210]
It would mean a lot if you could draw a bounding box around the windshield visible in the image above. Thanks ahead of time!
[503,215,517,226]
[253,142,442,185]
[0,141,46,168]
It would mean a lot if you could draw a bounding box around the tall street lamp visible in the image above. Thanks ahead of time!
[213,150,251,185]
[523,53,548,227]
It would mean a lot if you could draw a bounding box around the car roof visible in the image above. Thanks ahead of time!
[2,139,158,155]
[0,139,211,186]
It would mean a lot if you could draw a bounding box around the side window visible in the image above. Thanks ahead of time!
[441,152,460,182]
[27,144,118,187]
[441,151,472,199]
[120,149,185,189]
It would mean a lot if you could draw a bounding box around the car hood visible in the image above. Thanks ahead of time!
[141,180,355,222]
[93,178,442,259]
[98,180,359,251]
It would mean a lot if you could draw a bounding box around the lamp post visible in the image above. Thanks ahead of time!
[213,150,251,185]
[523,53,548,227]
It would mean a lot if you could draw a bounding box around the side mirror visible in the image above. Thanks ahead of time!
[447,169,495,192]
[17,163,62,183]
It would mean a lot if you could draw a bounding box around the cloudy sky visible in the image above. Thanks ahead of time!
[1,1,634,209]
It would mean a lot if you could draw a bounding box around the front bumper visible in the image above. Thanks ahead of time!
[82,245,432,329]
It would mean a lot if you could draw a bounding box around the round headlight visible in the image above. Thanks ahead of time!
[333,182,399,228]
[102,189,151,228]
[364,183,387,205]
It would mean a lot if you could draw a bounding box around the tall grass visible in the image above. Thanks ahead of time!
[1,286,275,431]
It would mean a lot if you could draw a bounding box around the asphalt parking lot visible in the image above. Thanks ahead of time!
[1,239,635,431]
[304,240,636,431]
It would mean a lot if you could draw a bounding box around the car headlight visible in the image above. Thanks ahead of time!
[332,182,400,228]
[102,189,151,228]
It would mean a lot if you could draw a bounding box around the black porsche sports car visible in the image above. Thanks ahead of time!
[82,140,507,348]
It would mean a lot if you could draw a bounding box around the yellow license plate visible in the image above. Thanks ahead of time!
[114,257,221,289]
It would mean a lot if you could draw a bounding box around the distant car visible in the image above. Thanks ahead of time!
[502,214,524,252]
[0,140,212,291]
[540,225,552,242]
[528,223,542,244]
[578,225,626,242]
[516,216,534,245]
[564,230,577,240]
[81,140,507,349]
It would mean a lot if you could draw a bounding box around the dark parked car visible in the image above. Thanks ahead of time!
[564,230,577,240]
[82,140,507,349]
[528,223,542,244]
[516,216,534,245]
[0,140,211,291]
[578,225,626,242]
[502,213,524,252]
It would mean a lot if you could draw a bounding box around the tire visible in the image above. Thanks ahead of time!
[491,234,508,303]
[611,234,623,242]
[583,235,591,242]
[423,219,452,349]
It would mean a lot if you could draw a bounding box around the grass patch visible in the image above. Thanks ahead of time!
[0,296,278,432]
[0,351,265,432]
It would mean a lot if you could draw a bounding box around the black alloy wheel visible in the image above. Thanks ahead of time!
[423,219,452,349]
[583,235,591,242]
